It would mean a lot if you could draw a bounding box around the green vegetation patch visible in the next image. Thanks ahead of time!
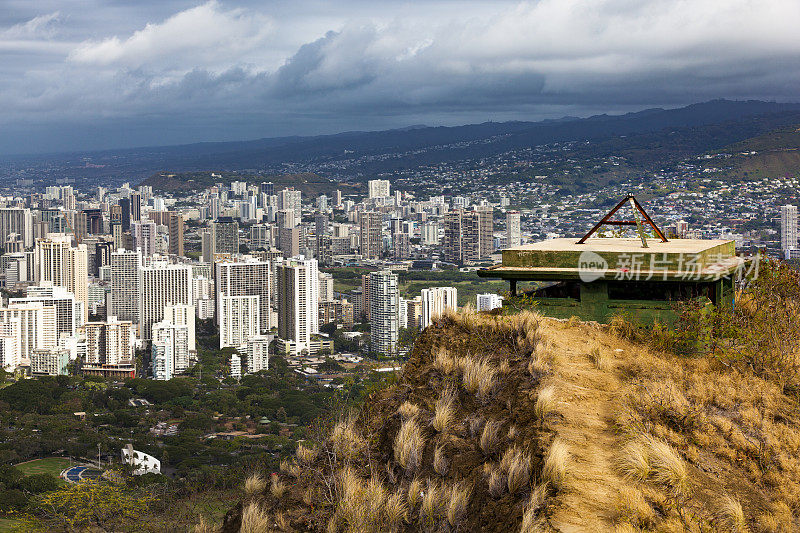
[14,457,71,477]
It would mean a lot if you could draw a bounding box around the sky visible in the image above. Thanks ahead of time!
[1,0,799,155]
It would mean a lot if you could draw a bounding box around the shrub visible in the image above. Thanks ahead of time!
[445,482,471,527]
[297,443,318,464]
[534,386,557,420]
[504,448,532,494]
[715,496,747,533]
[407,477,424,510]
[398,401,421,420]
[331,415,367,461]
[270,474,286,498]
[240,502,270,533]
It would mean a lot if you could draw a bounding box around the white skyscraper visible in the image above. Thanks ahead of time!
[216,257,272,333]
[110,249,142,325]
[34,233,88,321]
[151,340,173,381]
[781,204,798,255]
[152,320,190,377]
[368,179,391,199]
[163,303,196,354]
[138,261,192,341]
[277,257,320,355]
[230,352,242,380]
[319,272,334,301]
[82,317,134,367]
[369,270,398,355]
[278,188,302,218]
[0,319,21,370]
[246,334,273,374]
[0,302,57,362]
[477,293,503,312]
[220,295,260,349]
[11,283,84,342]
[420,286,458,329]
[506,211,521,248]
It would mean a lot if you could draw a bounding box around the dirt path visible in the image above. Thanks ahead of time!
[539,321,627,532]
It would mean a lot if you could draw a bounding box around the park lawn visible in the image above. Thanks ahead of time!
[14,457,72,478]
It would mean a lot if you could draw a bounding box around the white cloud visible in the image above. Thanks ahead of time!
[2,0,800,152]
[67,1,273,72]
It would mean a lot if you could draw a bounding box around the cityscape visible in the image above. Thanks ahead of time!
[1,0,800,531]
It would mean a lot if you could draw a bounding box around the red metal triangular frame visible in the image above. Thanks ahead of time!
[576,195,668,244]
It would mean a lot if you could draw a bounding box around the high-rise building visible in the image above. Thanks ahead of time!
[278,188,302,218]
[216,257,272,333]
[334,190,343,207]
[276,210,300,257]
[246,334,273,374]
[212,217,240,256]
[110,249,142,325]
[781,205,798,255]
[250,224,273,250]
[0,319,21,370]
[129,192,142,225]
[30,348,70,376]
[151,339,173,381]
[132,221,157,257]
[163,303,196,354]
[219,295,260,349]
[229,352,242,380]
[392,232,410,259]
[421,222,440,246]
[477,293,503,312]
[368,179,391,199]
[260,182,274,196]
[11,284,84,342]
[420,286,458,329]
[0,302,57,363]
[506,211,521,248]
[152,320,190,377]
[81,317,135,375]
[368,270,398,355]
[0,208,33,249]
[443,210,463,263]
[443,208,493,264]
[138,261,192,341]
[359,211,382,260]
[34,233,88,320]
[277,257,320,355]
[168,213,184,257]
[318,272,334,301]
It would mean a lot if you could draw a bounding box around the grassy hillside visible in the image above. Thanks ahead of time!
[209,304,800,532]
[698,124,800,181]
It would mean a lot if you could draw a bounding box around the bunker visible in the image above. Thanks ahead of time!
[478,196,744,325]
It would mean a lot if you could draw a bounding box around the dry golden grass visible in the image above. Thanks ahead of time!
[407,477,423,510]
[487,467,506,498]
[519,484,548,533]
[385,491,408,530]
[534,386,557,420]
[243,472,266,495]
[397,401,421,420]
[462,357,497,400]
[240,502,270,533]
[434,347,459,375]
[274,510,288,530]
[432,388,457,433]
[504,447,532,494]
[331,415,367,461]
[445,482,471,527]
[715,496,748,533]
[394,418,425,475]
[615,486,656,529]
[433,445,449,476]
[270,473,286,498]
[588,343,609,370]
[468,416,484,439]
[617,435,689,497]
[543,438,569,492]
[421,480,442,527]
[480,420,502,456]
[297,443,318,464]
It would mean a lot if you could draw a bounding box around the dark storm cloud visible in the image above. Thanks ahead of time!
[1,0,799,154]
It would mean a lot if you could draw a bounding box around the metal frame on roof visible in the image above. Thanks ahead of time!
[577,195,668,247]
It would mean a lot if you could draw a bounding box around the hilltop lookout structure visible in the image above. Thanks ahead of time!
[479,196,744,325]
